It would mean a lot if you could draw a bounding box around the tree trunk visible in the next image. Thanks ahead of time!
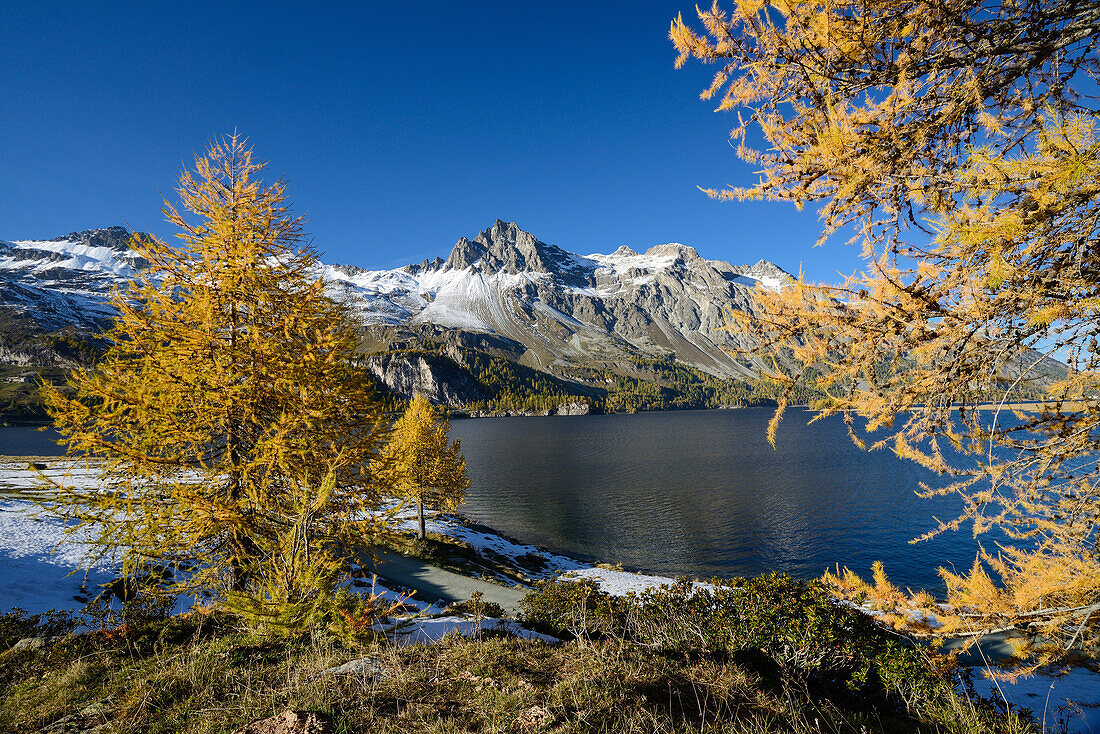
[418,499,426,540]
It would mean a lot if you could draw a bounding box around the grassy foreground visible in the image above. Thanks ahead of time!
[0,605,1036,734]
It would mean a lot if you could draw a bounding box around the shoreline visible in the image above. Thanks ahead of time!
[3,457,1095,652]
[7,399,1071,428]
[1,404,793,429]
[1,456,1097,727]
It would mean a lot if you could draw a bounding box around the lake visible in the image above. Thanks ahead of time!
[1,409,998,592]
[449,408,998,592]
[0,425,64,457]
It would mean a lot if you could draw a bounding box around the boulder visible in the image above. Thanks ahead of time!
[318,656,388,680]
[553,401,590,416]
[11,635,52,652]
[234,710,332,734]
[39,698,112,733]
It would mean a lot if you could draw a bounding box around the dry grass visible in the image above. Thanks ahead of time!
[0,611,1037,734]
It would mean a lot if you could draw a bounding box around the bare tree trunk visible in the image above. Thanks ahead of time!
[418,498,426,540]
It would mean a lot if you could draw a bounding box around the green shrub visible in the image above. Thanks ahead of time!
[521,573,954,708]
[0,607,78,649]
[80,587,175,633]
[521,577,628,638]
[447,591,505,620]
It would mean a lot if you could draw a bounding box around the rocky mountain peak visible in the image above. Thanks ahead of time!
[444,235,485,270]
[404,256,445,275]
[52,226,134,251]
[645,243,701,262]
[744,259,791,279]
[611,245,638,257]
[444,220,584,278]
[329,262,371,278]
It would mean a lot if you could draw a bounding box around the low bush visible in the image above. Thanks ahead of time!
[447,591,506,620]
[1,601,1037,733]
[80,588,175,634]
[0,607,78,649]
[520,577,625,638]
[521,573,954,708]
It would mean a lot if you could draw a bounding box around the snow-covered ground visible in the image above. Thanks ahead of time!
[0,462,120,615]
[3,237,140,278]
[2,460,1095,730]
[970,667,1099,732]
[0,461,557,645]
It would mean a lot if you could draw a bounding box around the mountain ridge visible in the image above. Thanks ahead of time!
[0,221,1069,417]
[0,220,790,378]
[323,218,790,379]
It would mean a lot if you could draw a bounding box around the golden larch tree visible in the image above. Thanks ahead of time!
[372,395,469,540]
[41,135,390,633]
[671,0,1100,664]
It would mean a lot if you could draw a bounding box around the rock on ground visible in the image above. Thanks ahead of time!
[234,710,332,734]
[38,698,112,733]
[318,656,388,680]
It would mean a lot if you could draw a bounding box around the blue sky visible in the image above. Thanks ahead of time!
[1,1,860,280]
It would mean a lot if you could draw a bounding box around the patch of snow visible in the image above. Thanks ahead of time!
[416,302,492,332]
[326,260,560,334]
[534,301,586,329]
[566,285,606,298]
[559,567,716,597]
[586,249,679,278]
[557,251,598,274]
[732,274,786,293]
[0,500,110,566]
[754,275,786,292]
[561,567,682,596]
[0,498,120,615]
[971,667,1100,733]
[4,239,136,277]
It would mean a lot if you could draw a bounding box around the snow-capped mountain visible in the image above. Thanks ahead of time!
[0,221,791,376]
[322,220,790,377]
[0,227,142,333]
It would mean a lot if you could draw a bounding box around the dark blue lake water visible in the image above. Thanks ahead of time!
[0,425,63,456]
[448,408,1002,592]
[2,409,1002,591]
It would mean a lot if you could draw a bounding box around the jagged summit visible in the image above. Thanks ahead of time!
[437,221,792,285]
[645,243,702,262]
[316,219,797,378]
[443,219,584,278]
[50,226,134,251]
[739,259,794,291]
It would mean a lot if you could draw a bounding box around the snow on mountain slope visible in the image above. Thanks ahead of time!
[1,227,143,282]
[0,227,141,334]
[1,221,793,377]
[319,220,791,376]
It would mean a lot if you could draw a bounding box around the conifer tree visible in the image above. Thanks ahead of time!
[41,135,389,632]
[671,1,1100,662]
[372,395,469,539]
